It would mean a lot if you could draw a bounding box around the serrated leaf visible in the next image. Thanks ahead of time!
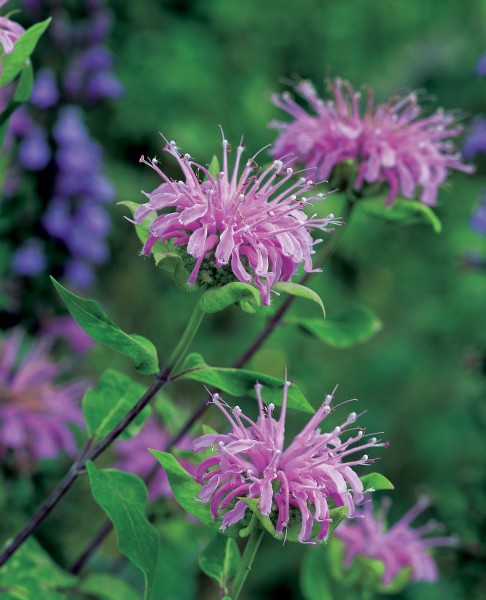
[273,282,325,317]
[0,538,77,598]
[86,462,159,600]
[82,370,150,442]
[291,305,382,349]
[198,535,240,592]
[199,282,261,314]
[176,353,314,414]
[360,472,394,492]
[51,277,159,374]
[78,574,140,600]
[0,19,51,87]
[360,197,442,233]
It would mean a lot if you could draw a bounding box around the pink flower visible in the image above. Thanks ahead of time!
[193,381,383,543]
[135,135,340,305]
[270,78,473,206]
[335,497,456,584]
[114,415,196,502]
[0,330,85,466]
[0,1,24,70]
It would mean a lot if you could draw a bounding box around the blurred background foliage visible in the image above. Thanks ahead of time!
[3,0,486,598]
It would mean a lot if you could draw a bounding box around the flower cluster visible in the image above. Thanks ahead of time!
[135,137,340,305]
[0,330,85,466]
[0,1,24,74]
[193,382,383,543]
[335,497,456,585]
[270,78,472,206]
[1,0,120,300]
[114,415,196,502]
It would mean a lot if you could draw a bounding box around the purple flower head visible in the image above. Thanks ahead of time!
[42,315,94,355]
[135,135,341,305]
[475,54,486,77]
[470,196,486,235]
[30,68,59,109]
[193,382,383,543]
[336,497,456,585]
[114,416,196,502]
[18,127,51,171]
[64,259,95,289]
[0,2,24,64]
[0,330,85,466]
[463,116,486,161]
[270,79,473,206]
[12,239,46,276]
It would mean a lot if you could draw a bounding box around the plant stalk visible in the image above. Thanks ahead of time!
[231,517,264,600]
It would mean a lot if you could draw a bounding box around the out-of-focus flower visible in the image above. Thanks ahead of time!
[270,78,472,206]
[463,116,486,161]
[114,416,196,502]
[136,137,340,305]
[335,497,456,585]
[0,330,85,465]
[41,315,94,354]
[193,382,383,543]
[470,196,486,235]
[30,68,59,109]
[0,1,24,72]
[475,53,486,77]
[12,239,46,276]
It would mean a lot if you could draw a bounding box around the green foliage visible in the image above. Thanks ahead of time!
[176,352,314,413]
[199,535,241,595]
[360,472,394,492]
[118,200,154,245]
[207,155,221,178]
[273,282,326,317]
[199,282,261,314]
[51,277,159,375]
[78,573,140,600]
[82,369,150,442]
[359,197,443,233]
[0,63,33,147]
[86,462,159,600]
[0,18,51,87]
[301,546,334,600]
[291,305,382,349]
[0,538,77,599]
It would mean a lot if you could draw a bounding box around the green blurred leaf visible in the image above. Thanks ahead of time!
[0,63,34,147]
[51,277,159,374]
[301,546,335,600]
[199,282,261,314]
[360,472,394,492]
[377,565,412,594]
[0,19,51,87]
[360,197,442,233]
[198,535,240,593]
[82,369,150,442]
[78,573,140,600]
[118,200,154,245]
[291,306,382,349]
[86,462,159,600]
[0,538,76,599]
[176,353,314,414]
[273,282,325,317]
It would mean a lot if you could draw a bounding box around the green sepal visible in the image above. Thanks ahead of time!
[0,18,51,87]
[199,282,261,314]
[273,282,325,317]
[207,155,220,179]
[290,305,382,349]
[51,277,159,374]
[198,534,240,593]
[175,352,314,414]
[360,197,442,233]
[360,472,394,492]
[86,462,159,600]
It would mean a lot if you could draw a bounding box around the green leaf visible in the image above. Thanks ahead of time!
[360,472,394,492]
[149,450,213,526]
[291,305,382,349]
[78,574,140,600]
[199,282,261,314]
[327,506,349,539]
[0,63,34,147]
[118,200,154,245]
[207,155,220,179]
[0,19,51,87]
[301,546,335,600]
[51,277,159,375]
[86,462,159,600]
[0,538,77,599]
[199,535,240,593]
[273,282,325,317]
[176,353,314,414]
[360,197,442,233]
[377,565,413,594]
[82,370,150,442]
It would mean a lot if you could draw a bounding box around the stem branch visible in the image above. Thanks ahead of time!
[231,517,264,600]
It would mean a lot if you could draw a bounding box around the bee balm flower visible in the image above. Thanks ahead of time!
[335,497,456,584]
[135,136,340,305]
[193,382,383,543]
[270,79,472,206]
[0,330,85,465]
